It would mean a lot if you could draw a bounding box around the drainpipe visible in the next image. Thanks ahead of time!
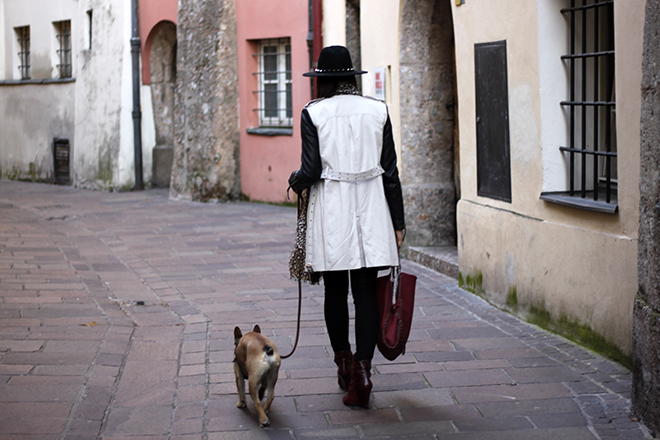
[307,0,314,99]
[131,0,144,190]
[307,0,323,99]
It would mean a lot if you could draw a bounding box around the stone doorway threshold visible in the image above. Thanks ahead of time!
[407,246,458,279]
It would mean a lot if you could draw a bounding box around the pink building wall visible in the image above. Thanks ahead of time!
[139,0,178,84]
[236,0,313,203]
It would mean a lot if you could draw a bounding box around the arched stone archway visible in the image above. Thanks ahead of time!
[399,0,457,247]
[149,21,177,188]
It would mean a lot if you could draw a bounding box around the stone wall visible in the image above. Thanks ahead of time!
[150,22,176,188]
[632,0,660,436]
[399,0,456,246]
[170,0,240,202]
[345,0,361,91]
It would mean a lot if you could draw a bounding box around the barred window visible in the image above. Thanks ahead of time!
[15,26,30,80]
[55,20,72,78]
[254,38,292,128]
[541,0,617,213]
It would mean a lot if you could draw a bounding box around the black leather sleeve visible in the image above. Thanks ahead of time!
[381,114,406,231]
[288,108,322,193]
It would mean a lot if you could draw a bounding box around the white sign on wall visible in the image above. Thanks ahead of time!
[374,67,386,101]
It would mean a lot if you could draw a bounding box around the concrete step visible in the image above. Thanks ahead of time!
[407,245,458,279]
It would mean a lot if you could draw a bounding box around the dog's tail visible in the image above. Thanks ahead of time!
[264,345,274,356]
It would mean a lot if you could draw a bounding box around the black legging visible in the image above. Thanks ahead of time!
[322,267,379,362]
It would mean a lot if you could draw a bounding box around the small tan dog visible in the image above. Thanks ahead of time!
[233,325,281,427]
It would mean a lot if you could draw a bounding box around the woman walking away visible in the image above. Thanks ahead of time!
[288,46,405,408]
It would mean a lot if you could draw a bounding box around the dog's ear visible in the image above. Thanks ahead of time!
[253,324,261,333]
[234,326,243,342]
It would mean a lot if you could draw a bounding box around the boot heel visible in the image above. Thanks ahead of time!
[334,350,352,392]
[342,360,372,408]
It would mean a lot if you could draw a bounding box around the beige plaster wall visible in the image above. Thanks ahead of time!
[359,0,402,161]
[322,0,346,46]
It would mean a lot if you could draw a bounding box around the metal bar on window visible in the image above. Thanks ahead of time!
[253,38,293,128]
[17,27,30,80]
[605,1,614,203]
[580,0,587,199]
[560,0,613,13]
[558,0,616,208]
[569,0,576,196]
[559,147,617,157]
[593,2,600,201]
[55,21,72,78]
[560,100,615,106]
[561,50,614,60]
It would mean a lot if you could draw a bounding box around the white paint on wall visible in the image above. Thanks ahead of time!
[0,0,5,77]
[358,0,401,158]
[538,0,570,193]
[322,0,346,47]
[141,83,156,184]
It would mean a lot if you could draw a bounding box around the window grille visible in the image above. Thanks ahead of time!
[542,0,617,213]
[253,38,292,128]
[55,20,72,78]
[16,26,30,80]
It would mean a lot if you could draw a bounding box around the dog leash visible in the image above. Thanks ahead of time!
[280,194,304,359]
[280,279,302,359]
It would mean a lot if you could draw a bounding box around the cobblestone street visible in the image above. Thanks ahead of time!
[0,180,653,439]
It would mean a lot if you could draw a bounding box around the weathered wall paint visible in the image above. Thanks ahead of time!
[451,0,644,354]
[235,0,310,203]
[0,0,157,190]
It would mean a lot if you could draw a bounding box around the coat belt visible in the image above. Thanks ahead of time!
[320,166,384,182]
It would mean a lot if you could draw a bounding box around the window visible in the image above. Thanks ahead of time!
[54,20,72,78]
[254,38,292,128]
[87,10,93,50]
[541,0,617,213]
[15,26,30,80]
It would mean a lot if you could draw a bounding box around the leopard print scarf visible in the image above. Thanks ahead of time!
[335,81,361,96]
[289,188,321,284]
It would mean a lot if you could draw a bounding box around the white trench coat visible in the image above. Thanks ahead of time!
[304,95,400,272]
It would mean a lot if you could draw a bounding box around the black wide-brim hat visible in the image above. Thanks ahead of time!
[303,45,368,77]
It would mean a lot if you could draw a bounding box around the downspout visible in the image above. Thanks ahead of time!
[307,0,314,99]
[307,0,323,99]
[131,0,144,190]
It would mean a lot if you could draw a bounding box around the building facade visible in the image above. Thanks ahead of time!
[0,0,159,190]
[632,0,660,435]
[322,0,645,362]
[235,0,315,203]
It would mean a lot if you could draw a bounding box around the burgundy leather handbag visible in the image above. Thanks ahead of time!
[376,265,416,361]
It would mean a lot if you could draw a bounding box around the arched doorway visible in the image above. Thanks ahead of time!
[399,0,457,247]
[149,21,177,188]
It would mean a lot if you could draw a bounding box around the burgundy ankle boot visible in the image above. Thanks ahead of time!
[334,350,353,391]
[342,360,372,408]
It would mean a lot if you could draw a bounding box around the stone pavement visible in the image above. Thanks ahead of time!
[0,180,653,440]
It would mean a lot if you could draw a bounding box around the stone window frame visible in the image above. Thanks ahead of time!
[540,0,617,214]
[253,38,293,129]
